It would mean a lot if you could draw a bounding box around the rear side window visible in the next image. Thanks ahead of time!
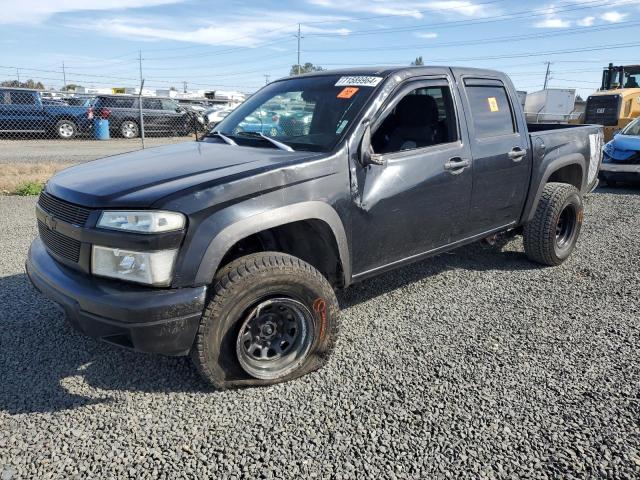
[9,91,36,105]
[466,85,515,138]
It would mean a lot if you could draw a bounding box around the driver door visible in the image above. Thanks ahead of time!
[350,78,473,278]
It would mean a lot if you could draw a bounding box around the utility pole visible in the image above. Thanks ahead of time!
[16,68,20,85]
[183,81,187,93]
[62,61,67,91]
[138,51,146,149]
[264,74,270,85]
[543,61,552,90]
[296,24,302,75]
[138,50,144,93]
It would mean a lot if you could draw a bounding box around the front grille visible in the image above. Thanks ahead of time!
[38,220,81,263]
[38,192,91,226]
[584,95,621,126]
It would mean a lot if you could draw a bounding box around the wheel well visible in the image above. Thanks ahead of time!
[219,220,344,288]
[547,164,582,190]
[55,116,77,125]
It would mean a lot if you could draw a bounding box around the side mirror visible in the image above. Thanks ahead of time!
[360,121,384,166]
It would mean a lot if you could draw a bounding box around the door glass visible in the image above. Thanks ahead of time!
[466,85,515,138]
[162,99,178,111]
[142,98,163,110]
[372,86,457,154]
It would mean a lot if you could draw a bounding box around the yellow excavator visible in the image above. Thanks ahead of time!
[584,64,640,141]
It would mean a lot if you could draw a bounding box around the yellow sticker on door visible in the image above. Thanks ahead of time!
[488,97,499,112]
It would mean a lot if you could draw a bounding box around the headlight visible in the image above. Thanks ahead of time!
[92,246,178,286]
[98,211,185,233]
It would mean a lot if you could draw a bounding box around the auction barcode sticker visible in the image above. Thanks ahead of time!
[335,76,383,87]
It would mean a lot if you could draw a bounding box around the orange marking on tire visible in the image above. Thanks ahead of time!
[313,298,327,338]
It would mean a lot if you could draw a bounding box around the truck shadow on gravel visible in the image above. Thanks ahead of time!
[0,242,536,414]
[339,241,536,308]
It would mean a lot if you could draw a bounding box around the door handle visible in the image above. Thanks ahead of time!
[444,157,471,173]
[508,147,527,161]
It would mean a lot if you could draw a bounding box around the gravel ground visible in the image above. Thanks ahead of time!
[0,137,194,164]
[0,188,639,479]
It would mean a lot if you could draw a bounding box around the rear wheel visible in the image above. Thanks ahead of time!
[55,119,77,139]
[192,252,339,389]
[523,182,583,266]
[120,120,139,138]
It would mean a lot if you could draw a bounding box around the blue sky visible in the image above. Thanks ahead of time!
[1,0,639,97]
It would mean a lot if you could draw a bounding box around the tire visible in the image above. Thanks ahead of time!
[523,182,583,266]
[192,252,339,389]
[120,120,139,139]
[55,119,77,139]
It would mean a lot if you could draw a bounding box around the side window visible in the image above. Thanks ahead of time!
[372,85,457,154]
[143,98,162,110]
[465,85,515,138]
[0,92,8,105]
[162,99,178,111]
[9,91,36,105]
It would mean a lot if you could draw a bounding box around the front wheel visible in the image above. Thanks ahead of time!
[192,252,339,389]
[120,120,139,139]
[523,182,583,266]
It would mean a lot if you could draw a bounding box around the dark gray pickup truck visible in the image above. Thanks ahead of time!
[26,67,603,388]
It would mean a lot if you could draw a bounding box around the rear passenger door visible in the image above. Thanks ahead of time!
[454,74,531,235]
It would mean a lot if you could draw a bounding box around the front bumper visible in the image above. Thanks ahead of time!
[26,238,207,356]
[599,163,640,183]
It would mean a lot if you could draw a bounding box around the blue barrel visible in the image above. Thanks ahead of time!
[94,119,110,140]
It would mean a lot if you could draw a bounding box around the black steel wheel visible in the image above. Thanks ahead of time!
[192,252,339,389]
[236,297,314,380]
[524,182,583,266]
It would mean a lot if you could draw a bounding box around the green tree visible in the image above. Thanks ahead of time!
[1,79,45,89]
[411,56,424,66]
[290,63,325,76]
[61,84,81,92]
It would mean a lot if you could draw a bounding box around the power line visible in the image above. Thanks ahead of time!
[305,0,625,37]
[304,20,640,53]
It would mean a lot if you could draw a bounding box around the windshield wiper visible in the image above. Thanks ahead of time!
[236,131,295,152]
[208,131,237,146]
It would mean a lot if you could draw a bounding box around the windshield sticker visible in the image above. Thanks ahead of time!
[336,120,348,134]
[337,87,359,99]
[335,76,383,87]
[488,97,499,112]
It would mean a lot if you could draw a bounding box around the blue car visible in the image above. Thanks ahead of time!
[599,117,640,186]
[0,87,91,139]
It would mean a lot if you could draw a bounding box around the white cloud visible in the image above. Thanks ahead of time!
[534,5,571,28]
[81,13,350,48]
[577,16,595,26]
[0,0,185,24]
[306,0,495,19]
[601,11,628,23]
[415,32,438,39]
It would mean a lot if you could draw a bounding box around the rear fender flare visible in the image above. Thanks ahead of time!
[524,153,586,223]
[194,201,351,286]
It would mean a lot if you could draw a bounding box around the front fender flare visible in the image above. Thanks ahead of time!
[194,201,351,286]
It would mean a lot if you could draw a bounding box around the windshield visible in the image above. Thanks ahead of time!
[620,118,640,136]
[211,74,381,152]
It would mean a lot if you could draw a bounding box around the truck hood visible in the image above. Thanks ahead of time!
[46,141,323,208]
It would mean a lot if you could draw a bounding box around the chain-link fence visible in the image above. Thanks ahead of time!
[0,87,229,158]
